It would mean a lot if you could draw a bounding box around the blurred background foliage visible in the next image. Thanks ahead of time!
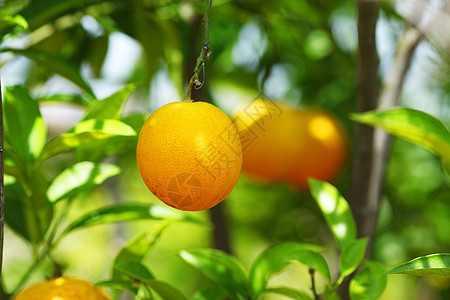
[0,0,449,299]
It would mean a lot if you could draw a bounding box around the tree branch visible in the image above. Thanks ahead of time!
[185,0,213,101]
[362,24,423,254]
[350,0,379,240]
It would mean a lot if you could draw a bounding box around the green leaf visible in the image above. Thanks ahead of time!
[191,286,229,300]
[351,108,450,172]
[322,286,341,300]
[179,249,248,300]
[96,280,137,294]
[144,280,188,300]
[40,119,136,160]
[114,225,169,269]
[64,203,209,233]
[263,287,312,300]
[309,179,357,251]
[338,238,369,283]
[4,179,30,241]
[1,48,92,93]
[83,83,136,120]
[115,261,154,282]
[349,261,387,300]
[46,161,120,203]
[386,253,450,277]
[249,242,331,299]
[0,14,28,30]
[4,85,47,164]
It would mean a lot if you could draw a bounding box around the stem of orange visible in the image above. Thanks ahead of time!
[185,0,213,102]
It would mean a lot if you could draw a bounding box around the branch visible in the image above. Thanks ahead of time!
[349,0,379,240]
[185,0,213,101]
[362,24,423,251]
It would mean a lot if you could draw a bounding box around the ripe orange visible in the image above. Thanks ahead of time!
[136,101,242,211]
[287,109,349,188]
[13,277,111,300]
[233,99,303,181]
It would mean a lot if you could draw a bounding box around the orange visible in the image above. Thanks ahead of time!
[13,277,111,300]
[287,109,349,188]
[233,99,303,181]
[136,101,242,211]
[234,100,349,188]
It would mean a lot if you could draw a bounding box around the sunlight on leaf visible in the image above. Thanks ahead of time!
[180,249,248,300]
[41,119,136,160]
[83,83,136,120]
[309,179,357,251]
[4,85,47,164]
[386,253,450,277]
[339,238,369,283]
[352,108,450,173]
[47,161,120,203]
[350,261,387,300]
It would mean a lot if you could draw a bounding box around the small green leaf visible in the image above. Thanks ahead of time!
[339,238,369,283]
[191,286,228,300]
[309,179,357,251]
[83,83,136,120]
[41,119,136,160]
[111,224,170,296]
[351,108,450,172]
[386,253,450,277]
[4,85,47,164]
[64,203,209,233]
[114,225,169,268]
[349,261,387,300]
[322,286,341,300]
[144,280,188,300]
[0,14,28,30]
[96,280,137,293]
[179,249,248,300]
[1,48,92,93]
[249,242,331,299]
[263,287,312,300]
[115,261,154,282]
[46,161,120,203]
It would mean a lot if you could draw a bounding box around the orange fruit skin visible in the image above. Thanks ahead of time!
[136,101,242,211]
[233,99,303,181]
[287,109,349,189]
[13,277,111,300]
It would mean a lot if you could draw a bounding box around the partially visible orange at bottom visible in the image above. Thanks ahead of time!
[14,277,111,300]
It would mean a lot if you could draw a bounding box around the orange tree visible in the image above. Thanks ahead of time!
[0,0,449,299]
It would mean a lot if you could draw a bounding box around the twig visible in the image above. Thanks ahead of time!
[363,24,423,255]
[351,22,423,257]
[309,268,319,300]
[185,0,213,101]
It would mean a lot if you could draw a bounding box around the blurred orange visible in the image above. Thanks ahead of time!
[233,99,303,181]
[287,109,349,188]
[234,99,349,188]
